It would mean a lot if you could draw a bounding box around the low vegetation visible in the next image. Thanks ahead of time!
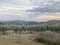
[0,22,60,35]
[0,20,60,45]
[35,31,60,45]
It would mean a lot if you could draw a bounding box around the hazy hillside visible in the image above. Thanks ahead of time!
[0,20,60,25]
[47,20,60,24]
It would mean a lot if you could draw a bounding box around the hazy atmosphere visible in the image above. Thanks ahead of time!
[0,0,60,45]
[0,0,60,22]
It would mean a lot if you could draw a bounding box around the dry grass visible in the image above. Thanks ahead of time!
[35,31,60,45]
[0,33,46,45]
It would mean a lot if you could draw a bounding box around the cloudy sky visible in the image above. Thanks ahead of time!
[0,0,60,22]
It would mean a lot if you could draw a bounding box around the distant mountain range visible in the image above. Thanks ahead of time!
[0,20,60,24]
[47,20,60,24]
[0,20,26,24]
[39,20,60,24]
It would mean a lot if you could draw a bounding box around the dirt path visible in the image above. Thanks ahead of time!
[0,34,46,45]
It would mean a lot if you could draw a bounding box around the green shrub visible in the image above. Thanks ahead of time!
[35,36,60,45]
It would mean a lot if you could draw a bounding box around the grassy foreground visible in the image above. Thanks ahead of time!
[0,33,46,45]
[35,31,60,45]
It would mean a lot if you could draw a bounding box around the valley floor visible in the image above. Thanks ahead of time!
[0,33,46,45]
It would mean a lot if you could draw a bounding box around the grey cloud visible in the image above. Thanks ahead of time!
[27,0,60,15]
[0,0,60,21]
[0,0,30,6]
[27,6,60,13]
[0,14,20,21]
